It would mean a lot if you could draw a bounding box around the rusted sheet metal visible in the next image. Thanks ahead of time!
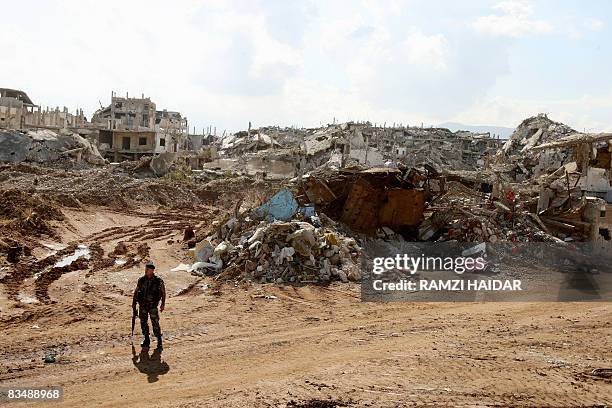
[302,167,432,235]
[303,176,337,206]
[341,178,382,234]
[340,179,425,234]
[379,188,425,227]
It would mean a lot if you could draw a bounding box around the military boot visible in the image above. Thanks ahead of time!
[141,335,150,348]
[156,335,163,350]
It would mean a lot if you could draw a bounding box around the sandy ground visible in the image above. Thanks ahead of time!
[1,208,611,407]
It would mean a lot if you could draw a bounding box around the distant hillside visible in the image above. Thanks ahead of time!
[437,122,514,139]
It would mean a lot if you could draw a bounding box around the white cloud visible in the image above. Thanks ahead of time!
[402,31,449,71]
[585,18,605,31]
[0,0,610,133]
[494,0,533,17]
[472,0,554,38]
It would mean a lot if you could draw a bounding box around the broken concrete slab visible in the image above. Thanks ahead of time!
[150,152,177,176]
[0,129,106,165]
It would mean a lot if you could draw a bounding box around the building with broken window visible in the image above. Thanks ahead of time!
[0,88,87,130]
[92,92,188,161]
[0,88,35,129]
[530,132,612,253]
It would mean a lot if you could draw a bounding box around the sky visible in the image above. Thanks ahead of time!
[1,0,611,133]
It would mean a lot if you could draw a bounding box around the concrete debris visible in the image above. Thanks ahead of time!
[0,129,106,166]
[489,114,611,254]
[1,100,610,288]
[412,172,559,243]
[213,121,502,180]
[501,114,575,156]
[191,209,362,284]
[495,114,579,180]
[149,152,177,176]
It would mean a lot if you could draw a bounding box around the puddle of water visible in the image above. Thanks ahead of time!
[33,269,47,280]
[54,244,91,268]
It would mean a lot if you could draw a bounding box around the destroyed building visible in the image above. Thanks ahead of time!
[529,132,612,252]
[370,125,503,169]
[92,92,188,161]
[0,88,87,130]
[0,88,103,167]
[0,88,35,129]
[532,132,612,203]
[213,121,503,180]
[185,132,216,152]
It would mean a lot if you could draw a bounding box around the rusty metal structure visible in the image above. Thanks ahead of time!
[300,167,431,235]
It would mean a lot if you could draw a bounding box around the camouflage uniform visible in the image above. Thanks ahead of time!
[133,275,165,338]
[139,307,161,338]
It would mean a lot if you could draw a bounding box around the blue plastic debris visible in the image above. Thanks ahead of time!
[254,189,299,221]
[300,206,316,218]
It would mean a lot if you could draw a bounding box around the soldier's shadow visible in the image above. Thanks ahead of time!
[131,345,170,383]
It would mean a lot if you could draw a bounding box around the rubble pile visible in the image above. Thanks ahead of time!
[401,142,463,170]
[167,186,363,284]
[419,186,553,243]
[492,114,610,249]
[0,128,106,167]
[299,165,554,244]
[193,216,362,284]
[217,122,503,178]
[219,127,292,154]
[502,114,575,156]
[497,114,576,180]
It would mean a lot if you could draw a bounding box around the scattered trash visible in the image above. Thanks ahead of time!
[250,294,278,300]
[43,351,58,364]
[171,263,192,272]
[590,368,612,379]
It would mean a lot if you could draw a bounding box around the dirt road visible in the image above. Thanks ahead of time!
[1,208,611,407]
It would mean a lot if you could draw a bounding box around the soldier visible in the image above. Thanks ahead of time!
[132,262,166,349]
